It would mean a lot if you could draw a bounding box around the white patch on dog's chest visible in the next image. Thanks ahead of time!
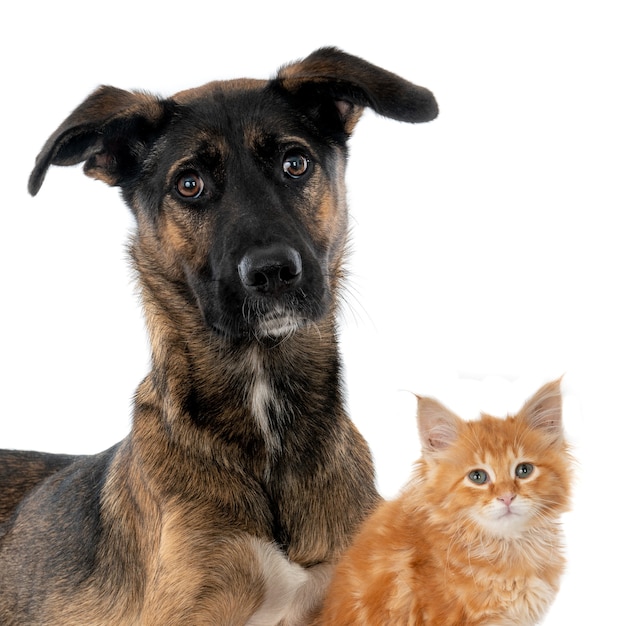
[248,351,283,457]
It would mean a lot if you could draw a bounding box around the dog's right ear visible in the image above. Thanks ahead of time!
[28,86,169,196]
[272,47,438,140]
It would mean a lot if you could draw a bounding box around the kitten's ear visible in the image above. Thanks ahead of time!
[417,396,461,453]
[520,378,564,443]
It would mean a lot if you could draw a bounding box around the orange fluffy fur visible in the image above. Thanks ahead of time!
[319,380,573,625]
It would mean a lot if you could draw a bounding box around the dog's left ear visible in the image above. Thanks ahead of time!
[272,47,438,137]
[28,86,170,196]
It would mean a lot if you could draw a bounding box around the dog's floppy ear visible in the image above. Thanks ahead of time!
[272,47,438,137]
[28,86,169,196]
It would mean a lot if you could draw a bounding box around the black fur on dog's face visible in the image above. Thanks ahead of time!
[128,81,351,341]
[28,47,438,343]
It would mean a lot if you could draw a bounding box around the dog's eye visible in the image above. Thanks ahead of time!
[282,152,310,179]
[175,171,205,199]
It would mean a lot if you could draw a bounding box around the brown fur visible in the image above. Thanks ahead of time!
[319,380,573,625]
[0,48,437,624]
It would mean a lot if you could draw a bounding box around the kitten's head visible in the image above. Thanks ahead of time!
[414,379,573,538]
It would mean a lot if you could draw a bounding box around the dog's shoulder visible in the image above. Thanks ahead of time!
[0,446,116,552]
[0,449,79,524]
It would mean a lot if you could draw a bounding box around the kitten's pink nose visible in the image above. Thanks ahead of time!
[497,494,516,507]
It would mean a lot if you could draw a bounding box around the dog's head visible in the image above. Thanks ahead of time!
[29,48,437,343]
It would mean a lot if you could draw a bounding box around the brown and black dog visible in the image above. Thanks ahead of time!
[0,48,437,624]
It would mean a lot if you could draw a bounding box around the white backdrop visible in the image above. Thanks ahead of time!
[2,1,624,622]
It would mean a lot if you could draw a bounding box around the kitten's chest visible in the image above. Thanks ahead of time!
[437,525,564,622]
[492,576,554,621]
[462,572,555,625]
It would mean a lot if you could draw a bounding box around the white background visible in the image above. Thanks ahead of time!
[1,1,624,622]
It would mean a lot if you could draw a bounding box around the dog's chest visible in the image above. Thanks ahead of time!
[247,353,286,458]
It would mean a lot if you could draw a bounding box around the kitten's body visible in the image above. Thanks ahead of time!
[320,380,572,625]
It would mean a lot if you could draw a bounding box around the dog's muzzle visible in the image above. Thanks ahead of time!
[237,244,309,339]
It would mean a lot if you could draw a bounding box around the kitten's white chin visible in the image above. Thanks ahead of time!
[483,516,527,537]
[475,503,531,537]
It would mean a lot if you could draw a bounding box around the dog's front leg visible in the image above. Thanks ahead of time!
[245,542,334,626]
[276,562,335,626]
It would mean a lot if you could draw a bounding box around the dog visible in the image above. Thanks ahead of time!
[0,47,437,624]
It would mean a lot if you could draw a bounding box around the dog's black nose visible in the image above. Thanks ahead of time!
[238,244,303,295]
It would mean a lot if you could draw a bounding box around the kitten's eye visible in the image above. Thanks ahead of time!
[282,151,310,179]
[468,469,490,485]
[175,170,205,199]
[515,463,534,479]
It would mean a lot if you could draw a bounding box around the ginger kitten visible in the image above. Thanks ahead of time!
[320,380,573,625]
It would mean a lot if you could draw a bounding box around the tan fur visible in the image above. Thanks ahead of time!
[319,380,573,625]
